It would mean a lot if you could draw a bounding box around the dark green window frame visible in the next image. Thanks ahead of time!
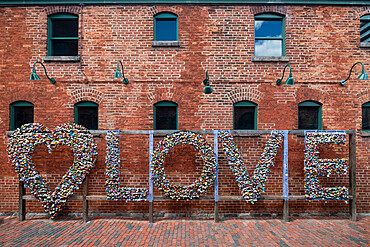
[154,101,178,130]
[233,101,257,130]
[10,101,34,131]
[360,14,370,43]
[362,102,370,131]
[154,12,178,41]
[254,13,285,56]
[74,101,99,130]
[298,101,322,130]
[48,13,79,56]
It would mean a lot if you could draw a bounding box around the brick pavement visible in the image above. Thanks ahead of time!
[0,216,368,246]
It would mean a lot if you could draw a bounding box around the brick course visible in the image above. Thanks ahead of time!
[0,4,369,217]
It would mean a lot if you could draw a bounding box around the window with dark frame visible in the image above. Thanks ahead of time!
[48,13,78,56]
[74,101,98,130]
[154,101,178,130]
[362,102,370,130]
[10,101,34,131]
[360,14,370,43]
[254,13,285,56]
[233,101,257,130]
[154,12,178,41]
[298,101,322,130]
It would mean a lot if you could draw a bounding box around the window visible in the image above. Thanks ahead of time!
[360,15,370,43]
[74,101,98,130]
[298,101,322,130]
[10,101,34,131]
[48,13,78,56]
[362,102,370,131]
[154,101,178,130]
[233,101,257,130]
[254,13,285,56]
[154,12,178,41]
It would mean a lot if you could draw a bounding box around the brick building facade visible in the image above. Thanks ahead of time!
[0,0,369,218]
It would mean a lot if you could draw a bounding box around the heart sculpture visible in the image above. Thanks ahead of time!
[7,123,97,218]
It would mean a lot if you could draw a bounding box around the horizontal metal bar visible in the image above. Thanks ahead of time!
[7,130,357,137]
[22,194,353,201]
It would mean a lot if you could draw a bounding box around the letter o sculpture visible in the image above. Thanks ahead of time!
[151,131,217,200]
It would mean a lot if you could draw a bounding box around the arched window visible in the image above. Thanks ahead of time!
[154,101,178,130]
[360,14,370,43]
[74,101,98,130]
[10,101,34,131]
[362,102,370,130]
[298,101,322,130]
[254,13,285,56]
[154,12,178,41]
[48,13,78,56]
[233,101,257,130]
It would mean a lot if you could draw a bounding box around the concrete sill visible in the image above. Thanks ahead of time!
[43,56,80,62]
[152,41,181,47]
[252,56,289,62]
[359,42,370,48]
[361,131,370,137]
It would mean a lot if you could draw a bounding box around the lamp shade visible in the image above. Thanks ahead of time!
[114,70,123,78]
[357,71,368,80]
[285,76,294,85]
[30,72,40,81]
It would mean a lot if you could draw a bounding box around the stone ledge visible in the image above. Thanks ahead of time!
[43,56,80,62]
[359,42,370,48]
[152,41,181,47]
[361,131,370,137]
[252,56,289,62]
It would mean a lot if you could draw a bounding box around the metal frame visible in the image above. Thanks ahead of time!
[15,129,356,223]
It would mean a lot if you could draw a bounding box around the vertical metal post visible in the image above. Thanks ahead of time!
[349,133,356,221]
[214,131,219,223]
[282,130,289,222]
[148,130,154,223]
[19,181,25,221]
[82,178,89,222]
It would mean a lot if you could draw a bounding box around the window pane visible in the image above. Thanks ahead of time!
[156,19,177,41]
[14,106,34,130]
[78,107,98,130]
[298,106,319,130]
[155,106,177,130]
[52,19,78,37]
[362,107,370,130]
[255,20,282,38]
[52,40,78,56]
[255,40,282,56]
[360,21,370,42]
[234,107,255,130]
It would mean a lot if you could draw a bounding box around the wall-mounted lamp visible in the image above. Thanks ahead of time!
[276,63,294,85]
[340,62,368,86]
[30,61,56,84]
[203,70,213,94]
[114,60,129,84]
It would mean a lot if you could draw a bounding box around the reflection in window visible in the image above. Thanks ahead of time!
[254,14,285,56]
[10,101,34,131]
[154,12,178,41]
[48,13,78,56]
[154,101,178,130]
[362,102,370,130]
[234,101,257,130]
[360,15,370,43]
[74,101,98,130]
[298,101,322,130]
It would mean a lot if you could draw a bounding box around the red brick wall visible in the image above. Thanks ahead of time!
[0,4,369,216]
